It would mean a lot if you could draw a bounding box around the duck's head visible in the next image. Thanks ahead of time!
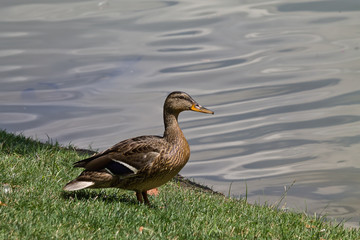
[164,91,214,115]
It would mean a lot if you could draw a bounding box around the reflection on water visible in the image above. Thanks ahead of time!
[1,0,360,227]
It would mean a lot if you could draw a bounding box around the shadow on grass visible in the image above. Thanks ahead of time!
[61,190,161,209]
[61,190,139,205]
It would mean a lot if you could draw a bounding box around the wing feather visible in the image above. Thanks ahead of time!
[72,136,164,177]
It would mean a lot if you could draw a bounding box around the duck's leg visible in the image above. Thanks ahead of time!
[142,191,150,205]
[136,191,143,203]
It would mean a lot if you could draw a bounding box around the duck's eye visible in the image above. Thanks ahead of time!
[194,104,202,109]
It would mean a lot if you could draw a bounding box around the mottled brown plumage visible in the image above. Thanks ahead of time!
[63,91,213,204]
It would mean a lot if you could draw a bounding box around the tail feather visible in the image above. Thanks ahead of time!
[63,180,95,191]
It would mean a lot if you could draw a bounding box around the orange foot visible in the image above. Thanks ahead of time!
[147,188,159,196]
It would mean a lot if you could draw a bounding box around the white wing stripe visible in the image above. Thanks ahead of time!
[105,168,115,175]
[111,158,139,174]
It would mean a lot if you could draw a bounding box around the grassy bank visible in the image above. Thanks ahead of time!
[0,130,359,239]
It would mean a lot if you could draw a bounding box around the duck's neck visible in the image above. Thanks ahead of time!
[163,110,184,143]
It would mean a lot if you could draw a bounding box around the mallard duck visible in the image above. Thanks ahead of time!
[63,91,213,204]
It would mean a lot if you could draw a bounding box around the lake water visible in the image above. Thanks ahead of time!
[1,0,360,227]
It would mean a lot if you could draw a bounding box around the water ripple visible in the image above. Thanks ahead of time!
[204,78,340,106]
[183,90,360,130]
[191,115,360,145]
[160,57,247,73]
[278,0,360,12]
[0,104,115,130]
[191,139,319,162]
[160,30,205,37]
[20,89,83,102]
[242,156,317,169]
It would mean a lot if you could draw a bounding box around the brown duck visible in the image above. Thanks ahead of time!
[63,91,213,204]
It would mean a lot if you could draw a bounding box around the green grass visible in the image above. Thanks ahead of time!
[1,129,359,239]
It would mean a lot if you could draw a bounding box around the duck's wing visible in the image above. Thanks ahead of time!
[73,136,164,177]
